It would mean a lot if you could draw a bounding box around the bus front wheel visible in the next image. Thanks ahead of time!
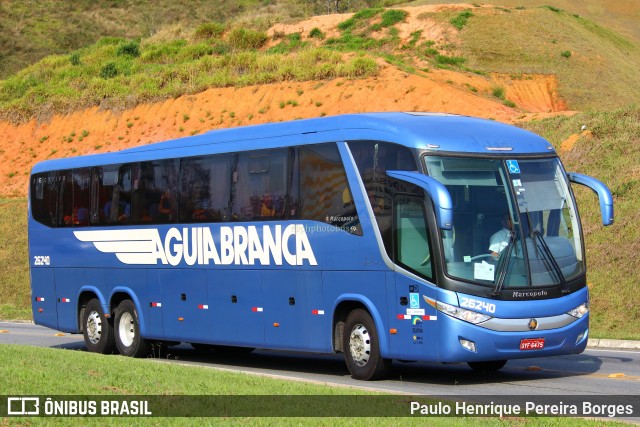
[114,300,150,357]
[82,298,115,354]
[343,309,391,380]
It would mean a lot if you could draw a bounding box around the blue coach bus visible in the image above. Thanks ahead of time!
[29,113,613,380]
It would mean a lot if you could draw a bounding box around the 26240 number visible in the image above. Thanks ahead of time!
[460,297,496,314]
[33,256,51,266]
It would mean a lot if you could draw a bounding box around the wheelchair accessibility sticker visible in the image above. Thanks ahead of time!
[506,160,521,174]
[410,293,420,309]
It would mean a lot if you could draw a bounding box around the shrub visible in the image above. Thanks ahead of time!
[561,50,571,58]
[309,27,325,39]
[116,41,140,57]
[70,52,81,66]
[99,62,118,79]
[194,22,226,40]
[492,85,505,99]
[227,28,268,50]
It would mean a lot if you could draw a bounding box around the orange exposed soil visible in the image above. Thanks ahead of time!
[0,5,571,199]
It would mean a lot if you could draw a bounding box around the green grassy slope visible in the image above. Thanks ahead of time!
[3,4,640,123]
[0,199,30,320]
[520,107,640,339]
[0,0,300,79]
[403,0,640,43]
[423,5,640,111]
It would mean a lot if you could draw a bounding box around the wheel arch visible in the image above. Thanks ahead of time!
[77,286,107,333]
[332,294,389,356]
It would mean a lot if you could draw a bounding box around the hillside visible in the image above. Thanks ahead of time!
[0,2,638,338]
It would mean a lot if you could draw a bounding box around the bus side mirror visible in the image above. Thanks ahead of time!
[386,170,453,230]
[567,172,614,226]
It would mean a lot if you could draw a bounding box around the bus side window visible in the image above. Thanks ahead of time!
[96,164,131,225]
[132,160,178,224]
[231,149,288,221]
[31,172,59,227]
[394,195,433,280]
[179,154,232,223]
[298,143,362,235]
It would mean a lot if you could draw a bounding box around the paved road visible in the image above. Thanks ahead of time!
[2,321,639,397]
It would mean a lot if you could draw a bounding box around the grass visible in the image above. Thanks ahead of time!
[520,107,640,339]
[0,199,30,320]
[0,345,631,425]
[0,0,317,80]
[0,39,379,123]
[450,10,474,30]
[447,6,640,111]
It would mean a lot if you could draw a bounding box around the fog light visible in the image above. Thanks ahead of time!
[459,338,477,353]
[576,328,588,345]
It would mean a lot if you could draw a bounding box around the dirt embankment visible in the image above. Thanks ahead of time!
[0,5,570,198]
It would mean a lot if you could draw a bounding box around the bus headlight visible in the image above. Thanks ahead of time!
[567,302,589,318]
[436,301,492,324]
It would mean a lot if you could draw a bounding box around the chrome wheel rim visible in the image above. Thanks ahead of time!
[118,312,135,347]
[349,324,371,367]
[86,311,102,344]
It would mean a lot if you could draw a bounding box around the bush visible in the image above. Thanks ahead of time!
[561,50,571,58]
[309,27,325,39]
[492,85,505,99]
[70,52,81,66]
[194,22,226,40]
[227,28,268,50]
[99,62,118,79]
[116,41,140,57]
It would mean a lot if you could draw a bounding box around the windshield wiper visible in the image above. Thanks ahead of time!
[523,209,569,293]
[533,230,569,293]
[490,230,516,297]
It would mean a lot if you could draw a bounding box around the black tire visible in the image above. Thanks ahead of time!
[114,299,150,357]
[467,360,507,373]
[82,298,116,354]
[343,309,391,380]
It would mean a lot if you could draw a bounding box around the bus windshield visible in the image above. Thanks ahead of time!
[424,156,584,290]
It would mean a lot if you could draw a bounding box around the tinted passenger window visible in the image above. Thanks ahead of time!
[132,159,179,224]
[58,169,91,227]
[298,144,361,235]
[31,172,60,227]
[347,141,420,254]
[231,149,288,221]
[95,164,132,225]
[180,155,232,223]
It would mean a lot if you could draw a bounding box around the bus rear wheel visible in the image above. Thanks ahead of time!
[82,298,115,354]
[343,309,391,380]
[467,360,507,373]
[114,300,149,357]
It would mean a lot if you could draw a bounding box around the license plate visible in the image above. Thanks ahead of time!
[520,338,545,350]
